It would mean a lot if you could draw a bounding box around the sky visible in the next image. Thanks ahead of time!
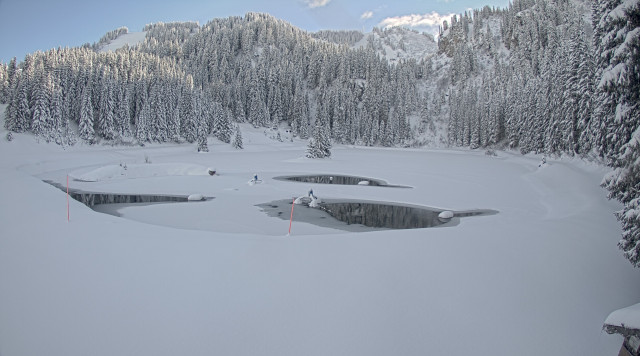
[0,0,510,64]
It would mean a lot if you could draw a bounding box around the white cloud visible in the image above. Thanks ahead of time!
[378,11,455,36]
[361,11,374,20]
[305,0,331,8]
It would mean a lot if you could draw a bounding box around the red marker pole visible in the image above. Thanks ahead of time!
[67,174,69,222]
[288,197,295,235]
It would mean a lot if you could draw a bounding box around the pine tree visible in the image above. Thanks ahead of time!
[602,134,640,267]
[30,75,51,139]
[593,0,640,159]
[291,84,309,138]
[4,72,19,132]
[169,98,181,142]
[214,105,233,143]
[248,80,269,128]
[150,83,168,142]
[0,62,8,104]
[116,85,132,138]
[98,79,116,140]
[79,86,95,143]
[598,0,640,267]
[232,124,243,149]
[136,98,152,142]
[194,92,209,151]
[180,87,197,143]
[13,77,31,133]
[51,86,64,144]
[197,136,209,152]
[3,57,18,105]
[306,125,331,158]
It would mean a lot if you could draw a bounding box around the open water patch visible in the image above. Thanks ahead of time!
[43,180,210,209]
[258,198,497,232]
[273,174,410,188]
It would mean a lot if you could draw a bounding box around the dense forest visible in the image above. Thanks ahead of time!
[0,13,419,150]
[0,0,638,265]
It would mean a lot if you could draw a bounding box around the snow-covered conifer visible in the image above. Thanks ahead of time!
[98,79,116,140]
[232,125,243,149]
[79,86,95,143]
[30,75,51,139]
[51,86,64,144]
[597,0,640,267]
[306,125,331,158]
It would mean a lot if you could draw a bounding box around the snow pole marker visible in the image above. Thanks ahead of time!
[288,197,295,236]
[67,174,70,222]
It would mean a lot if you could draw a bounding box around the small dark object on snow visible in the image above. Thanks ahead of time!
[539,157,547,167]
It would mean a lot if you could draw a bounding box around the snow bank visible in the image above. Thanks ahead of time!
[605,302,640,331]
[187,194,204,201]
[438,210,454,220]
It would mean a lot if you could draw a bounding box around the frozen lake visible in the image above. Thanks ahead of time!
[1,124,639,356]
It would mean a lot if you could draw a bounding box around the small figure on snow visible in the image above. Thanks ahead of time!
[539,156,547,167]
[308,188,316,200]
[249,173,262,185]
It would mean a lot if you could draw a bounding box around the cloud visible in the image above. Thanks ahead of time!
[361,11,374,20]
[305,0,331,8]
[378,11,455,36]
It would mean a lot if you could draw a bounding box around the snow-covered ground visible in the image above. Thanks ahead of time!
[1,122,639,356]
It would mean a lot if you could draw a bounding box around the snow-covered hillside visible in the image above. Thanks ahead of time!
[353,27,438,62]
[1,115,638,356]
[98,31,147,52]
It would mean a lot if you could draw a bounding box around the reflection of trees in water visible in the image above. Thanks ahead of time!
[44,180,190,208]
[282,175,384,186]
[259,199,495,231]
[72,192,188,207]
[319,202,444,229]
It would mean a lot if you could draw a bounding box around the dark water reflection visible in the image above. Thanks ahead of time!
[44,180,200,208]
[319,201,446,229]
[258,198,497,231]
[274,174,410,188]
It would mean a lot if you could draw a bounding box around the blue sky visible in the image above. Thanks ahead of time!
[0,0,510,63]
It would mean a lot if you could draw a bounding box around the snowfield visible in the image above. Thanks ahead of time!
[1,123,639,356]
[97,31,147,53]
[69,162,211,182]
